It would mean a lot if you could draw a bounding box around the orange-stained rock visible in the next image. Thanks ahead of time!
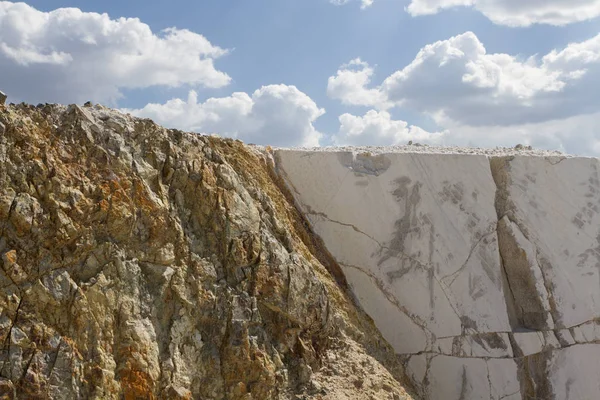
[0,103,415,400]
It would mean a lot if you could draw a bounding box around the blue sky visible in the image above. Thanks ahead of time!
[3,0,600,152]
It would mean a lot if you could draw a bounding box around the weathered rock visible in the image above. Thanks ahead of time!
[0,104,414,399]
[6,100,597,399]
[276,149,600,399]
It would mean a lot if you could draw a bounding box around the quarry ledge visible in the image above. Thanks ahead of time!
[265,144,579,159]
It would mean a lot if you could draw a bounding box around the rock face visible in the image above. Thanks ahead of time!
[4,101,599,400]
[276,150,600,400]
[0,103,415,400]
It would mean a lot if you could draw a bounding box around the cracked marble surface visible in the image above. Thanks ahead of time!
[274,150,600,400]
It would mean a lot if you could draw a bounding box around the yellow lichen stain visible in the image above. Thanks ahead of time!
[3,250,17,265]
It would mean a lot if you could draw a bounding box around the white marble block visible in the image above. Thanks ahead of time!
[274,149,600,399]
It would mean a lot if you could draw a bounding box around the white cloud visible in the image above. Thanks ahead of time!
[329,32,600,126]
[330,0,374,9]
[328,32,600,155]
[331,0,600,25]
[327,58,390,109]
[330,0,352,5]
[125,85,325,147]
[406,0,600,26]
[361,0,375,9]
[333,110,444,146]
[333,110,600,156]
[380,31,570,126]
[0,1,230,104]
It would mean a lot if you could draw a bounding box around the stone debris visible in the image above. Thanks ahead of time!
[271,142,568,158]
[0,103,415,400]
[276,149,600,400]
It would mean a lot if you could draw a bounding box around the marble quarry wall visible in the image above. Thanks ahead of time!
[274,149,600,400]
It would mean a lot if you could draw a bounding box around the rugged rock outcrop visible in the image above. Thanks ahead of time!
[4,100,599,400]
[276,150,600,400]
[0,103,415,400]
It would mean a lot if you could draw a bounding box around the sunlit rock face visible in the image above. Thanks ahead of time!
[275,149,600,400]
[3,99,599,400]
[0,103,416,400]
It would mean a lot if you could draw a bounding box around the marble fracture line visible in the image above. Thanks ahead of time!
[339,261,434,340]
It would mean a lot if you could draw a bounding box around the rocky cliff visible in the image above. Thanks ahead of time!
[276,149,600,399]
[0,103,415,400]
[3,100,599,400]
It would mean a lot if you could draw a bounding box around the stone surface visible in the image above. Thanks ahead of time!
[493,156,600,330]
[4,100,600,399]
[0,104,415,400]
[276,149,600,399]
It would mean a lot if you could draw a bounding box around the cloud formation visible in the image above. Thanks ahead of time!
[333,110,444,146]
[329,32,600,126]
[330,0,374,9]
[327,59,390,109]
[328,31,600,154]
[328,109,600,156]
[125,85,325,147]
[331,0,600,26]
[3,2,600,154]
[0,1,230,104]
[406,0,600,26]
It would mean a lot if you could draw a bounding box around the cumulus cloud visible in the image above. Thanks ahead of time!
[361,0,375,8]
[125,85,325,147]
[380,31,569,126]
[331,0,600,25]
[333,110,444,146]
[0,1,230,104]
[407,0,600,26]
[328,32,600,155]
[329,32,600,126]
[330,0,374,9]
[331,109,600,156]
[327,59,390,109]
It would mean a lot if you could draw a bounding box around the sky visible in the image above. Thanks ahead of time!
[2,1,600,154]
